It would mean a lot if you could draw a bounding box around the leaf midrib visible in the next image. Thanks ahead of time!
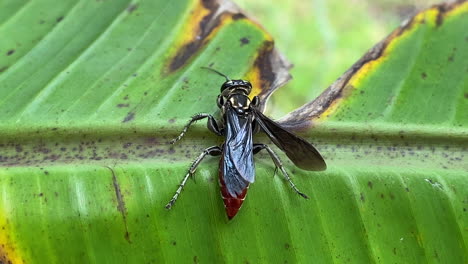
[0,122,465,170]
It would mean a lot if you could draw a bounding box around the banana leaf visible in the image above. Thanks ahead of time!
[0,0,466,263]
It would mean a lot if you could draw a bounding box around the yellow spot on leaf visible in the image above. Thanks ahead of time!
[0,211,25,264]
[245,67,262,98]
[445,1,468,19]
[245,30,274,98]
[316,3,464,121]
[166,2,239,69]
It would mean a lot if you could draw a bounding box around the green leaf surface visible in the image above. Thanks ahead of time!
[0,0,467,264]
[234,0,446,117]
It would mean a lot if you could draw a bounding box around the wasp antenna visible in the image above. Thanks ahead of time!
[200,67,230,81]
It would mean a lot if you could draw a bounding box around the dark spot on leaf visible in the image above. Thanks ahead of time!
[56,16,64,23]
[127,3,138,13]
[172,241,177,246]
[124,231,130,242]
[0,66,8,73]
[193,256,199,264]
[435,11,443,26]
[38,193,44,197]
[108,167,131,243]
[232,13,246,20]
[393,248,397,255]
[38,146,51,154]
[15,145,23,152]
[122,112,135,123]
[380,193,385,199]
[201,0,217,8]
[117,103,129,108]
[434,2,460,28]
[124,95,129,100]
[167,0,221,72]
[240,37,249,46]
[44,171,49,175]
[360,193,365,202]
[421,72,427,79]
[464,93,468,99]
[284,243,290,249]
[168,118,175,123]
[253,41,276,96]
[6,50,15,56]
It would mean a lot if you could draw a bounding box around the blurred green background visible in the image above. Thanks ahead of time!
[234,0,442,118]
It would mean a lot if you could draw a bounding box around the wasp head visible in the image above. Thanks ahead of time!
[220,79,252,95]
[200,67,252,95]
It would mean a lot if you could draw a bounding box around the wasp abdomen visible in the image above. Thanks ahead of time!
[219,157,249,220]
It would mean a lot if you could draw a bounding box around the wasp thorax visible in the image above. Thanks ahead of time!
[228,94,251,115]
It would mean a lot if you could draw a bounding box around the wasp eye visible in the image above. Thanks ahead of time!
[220,81,234,92]
[251,96,259,107]
[217,95,224,107]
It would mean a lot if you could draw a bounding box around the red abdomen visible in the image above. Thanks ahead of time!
[219,157,249,220]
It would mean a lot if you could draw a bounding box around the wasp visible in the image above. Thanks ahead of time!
[166,68,326,219]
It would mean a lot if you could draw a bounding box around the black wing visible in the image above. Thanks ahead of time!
[252,107,326,171]
[222,106,255,197]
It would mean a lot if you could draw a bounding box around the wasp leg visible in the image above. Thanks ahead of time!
[170,113,222,144]
[253,144,309,199]
[165,146,222,209]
